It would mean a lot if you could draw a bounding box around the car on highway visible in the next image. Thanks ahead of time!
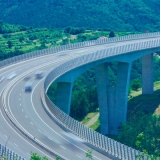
[7,72,16,80]
[25,82,32,92]
[23,75,31,81]
[35,71,44,79]
[0,76,4,82]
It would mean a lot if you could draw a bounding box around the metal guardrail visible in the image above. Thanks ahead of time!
[0,143,25,160]
[1,32,160,160]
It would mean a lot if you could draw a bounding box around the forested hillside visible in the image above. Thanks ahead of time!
[0,0,160,32]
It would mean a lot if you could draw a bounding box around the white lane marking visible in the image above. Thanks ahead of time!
[4,135,8,138]
[31,79,103,160]
[38,129,41,132]
[22,89,23,91]
[30,122,33,125]
[25,115,27,118]
[27,153,30,155]
[14,143,18,147]
[19,98,20,101]
[48,137,52,140]
[60,146,65,149]
[22,109,23,112]
[20,93,21,96]
[76,155,82,159]
[20,103,21,106]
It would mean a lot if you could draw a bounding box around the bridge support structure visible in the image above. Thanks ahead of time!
[95,63,109,135]
[142,53,154,94]
[55,82,73,115]
[53,51,155,135]
[95,62,131,135]
[114,62,131,134]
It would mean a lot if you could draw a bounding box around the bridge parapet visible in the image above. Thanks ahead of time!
[0,143,25,160]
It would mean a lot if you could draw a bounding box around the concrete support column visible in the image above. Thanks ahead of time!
[56,82,73,115]
[95,63,109,135]
[114,62,131,134]
[142,53,153,94]
[108,86,116,135]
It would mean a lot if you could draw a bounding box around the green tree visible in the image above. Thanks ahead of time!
[40,41,46,49]
[61,38,69,45]
[0,20,3,33]
[131,79,141,91]
[7,40,13,48]
[30,152,48,160]
[30,152,60,160]
[55,156,60,160]
[109,31,115,38]
[19,36,25,42]
[86,149,94,160]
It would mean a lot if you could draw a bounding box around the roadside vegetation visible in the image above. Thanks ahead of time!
[0,21,133,61]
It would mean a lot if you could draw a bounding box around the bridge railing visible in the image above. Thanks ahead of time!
[0,32,160,69]
[42,38,160,160]
[0,143,25,160]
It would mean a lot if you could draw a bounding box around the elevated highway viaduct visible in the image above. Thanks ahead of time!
[0,32,160,159]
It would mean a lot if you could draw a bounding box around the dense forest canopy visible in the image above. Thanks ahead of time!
[0,0,160,31]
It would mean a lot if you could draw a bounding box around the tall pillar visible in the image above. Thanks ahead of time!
[108,86,116,135]
[142,53,153,94]
[114,62,131,134]
[56,82,73,115]
[95,63,109,135]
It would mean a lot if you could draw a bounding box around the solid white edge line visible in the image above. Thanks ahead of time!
[60,146,66,149]
[76,155,83,159]
[14,143,18,147]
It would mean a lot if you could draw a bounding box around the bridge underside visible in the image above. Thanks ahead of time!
[54,51,154,135]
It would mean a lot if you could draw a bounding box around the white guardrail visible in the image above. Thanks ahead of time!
[0,143,25,160]
[1,32,160,160]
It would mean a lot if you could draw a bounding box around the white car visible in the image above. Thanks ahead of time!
[7,72,16,80]
[0,76,4,82]
[35,71,44,79]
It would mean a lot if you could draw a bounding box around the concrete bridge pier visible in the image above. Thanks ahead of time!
[55,82,73,115]
[113,62,132,134]
[95,63,109,135]
[142,53,154,94]
[95,62,132,135]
